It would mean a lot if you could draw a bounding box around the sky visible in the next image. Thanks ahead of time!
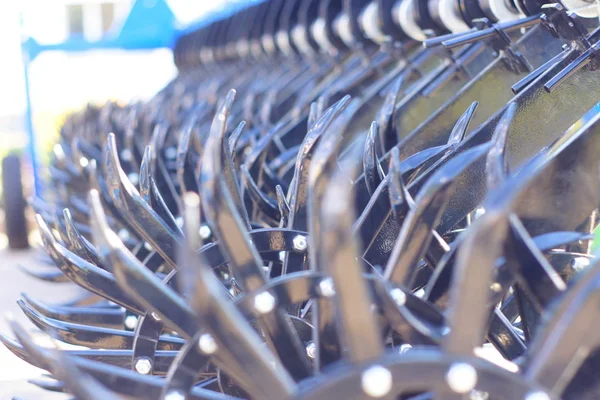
[0,1,241,118]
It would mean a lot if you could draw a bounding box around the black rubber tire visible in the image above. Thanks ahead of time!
[2,154,29,249]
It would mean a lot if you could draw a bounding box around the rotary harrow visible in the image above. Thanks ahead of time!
[4,0,600,399]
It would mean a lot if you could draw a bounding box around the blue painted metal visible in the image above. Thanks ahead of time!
[23,0,177,61]
[21,48,41,196]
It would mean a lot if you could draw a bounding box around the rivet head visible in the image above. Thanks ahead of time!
[446,363,477,394]
[318,278,336,297]
[164,390,185,400]
[199,224,212,240]
[134,357,152,375]
[144,242,153,251]
[306,342,316,359]
[490,282,502,292]
[361,365,393,398]
[198,333,218,355]
[151,312,161,321]
[164,147,178,160]
[525,391,551,400]
[124,315,138,330]
[293,235,308,251]
[390,288,406,306]
[399,344,412,353]
[128,172,139,185]
[254,291,276,314]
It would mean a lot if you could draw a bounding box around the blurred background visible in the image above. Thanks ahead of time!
[0,1,239,398]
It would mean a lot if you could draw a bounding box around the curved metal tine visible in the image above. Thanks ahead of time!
[376,75,404,154]
[8,319,218,400]
[149,123,181,214]
[21,293,125,329]
[533,231,594,250]
[180,195,296,400]
[288,95,351,232]
[2,330,178,374]
[447,101,478,147]
[104,132,182,269]
[145,130,186,235]
[229,120,246,161]
[46,352,127,400]
[318,146,384,365]
[201,91,312,380]
[150,176,184,236]
[10,317,126,400]
[241,165,281,221]
[242,121,287,196]
[176,113,202,195]
[363,122,384,197]
[88,189,196,337]
[36,214,143,315]
[88,159,142,244]
[18,263,69,283]
[73,356,227,400]
[524,256,600,396]
[388,147,412,221]
[303,98,355,369]
[275,185,291,227]
[160,331,213,400]
[17,297,184,350]
[201,90,267,291]
[63,208,103,267]
[426,227,594,308]
[486,103,517,190]
[28,377,65,393]
[384,143,492,288]
[505,215,567,313]
[444,208,510,357]
[390,148,450,269]
[139,145,152,204]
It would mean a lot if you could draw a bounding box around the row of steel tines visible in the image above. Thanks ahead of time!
[172,0,571,69]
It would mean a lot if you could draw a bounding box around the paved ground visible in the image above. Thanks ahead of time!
[0,247,79,399]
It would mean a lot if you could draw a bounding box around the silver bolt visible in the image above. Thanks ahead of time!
[151,312,161,321]
[124,315,138,330]
[128,172,139,185]
[118,229,130,242]
[572,256,590,272]
[199,224,212,240]
[164,390,185,400]
[134,357,152,375]
[120,149,132,162]
[525,391,551,400]
[361,365,393,398]
[446,363,477,394]
[318,277,335,297]
[490,282,502,292]
[144,242,153,251]
[79,157,89,168]
[390,288,406,306]
[306,342,316,359]
[254,291,276,314]
[292,235,308,251]
[474,207,486,219]
[165,147,178,160]
[198,333,218,355]
[399,344,412,353]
